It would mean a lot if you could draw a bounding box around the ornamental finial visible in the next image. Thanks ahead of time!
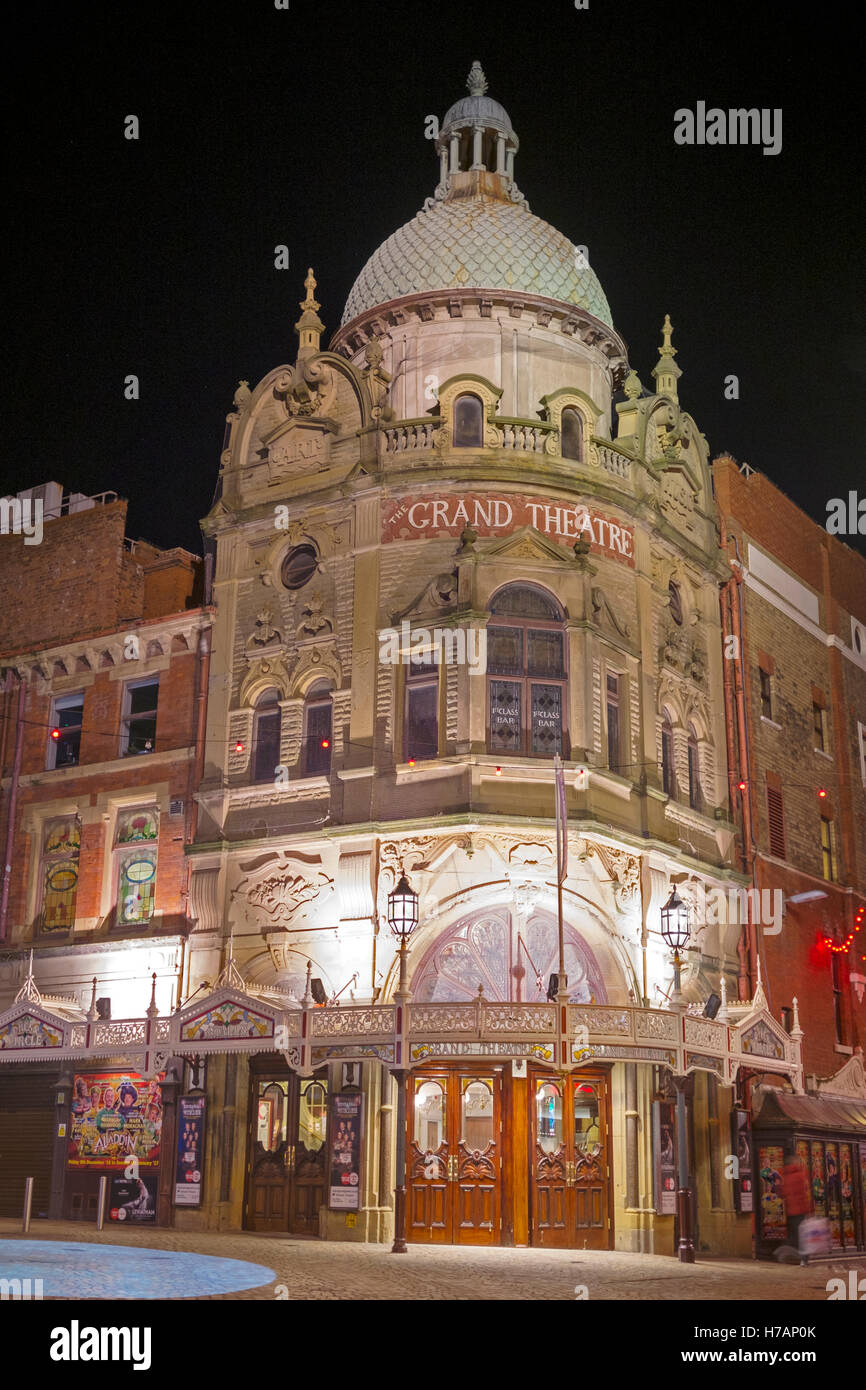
[467,61,488,96]
[659,314,676,357]
[300,267,320,312]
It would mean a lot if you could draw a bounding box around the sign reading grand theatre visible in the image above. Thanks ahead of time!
[382,493,635,565]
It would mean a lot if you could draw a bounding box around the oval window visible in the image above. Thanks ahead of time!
[281,544,318,590]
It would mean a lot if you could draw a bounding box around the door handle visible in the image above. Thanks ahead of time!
[447,1154,458,1182]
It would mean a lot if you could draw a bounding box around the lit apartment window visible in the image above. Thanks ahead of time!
[303,683,333,777]
[114,808,158,926]
[487,584,565,758]
[661,711,675,796]
[48,691,84,769]
[759,667,773,721]
[251,688,281,784]
[821,816,837,881]
[40,816,80,934]
[812,701,826,752]
[121,678,159,755]
[405,654,439,762]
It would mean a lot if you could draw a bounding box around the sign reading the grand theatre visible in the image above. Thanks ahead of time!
[382,492,635,565]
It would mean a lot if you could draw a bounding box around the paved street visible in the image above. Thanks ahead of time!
[1,1219,862,1300]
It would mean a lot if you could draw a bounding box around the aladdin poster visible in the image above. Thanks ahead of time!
[68,1072,162,1169]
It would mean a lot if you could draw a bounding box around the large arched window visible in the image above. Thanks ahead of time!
[251,687,281,784]
[487,584,566,758]
[561,407,584,463]
[661,711,675,797]
[303,681,333,777]
[687,723,702,811]
[453,393,484,448]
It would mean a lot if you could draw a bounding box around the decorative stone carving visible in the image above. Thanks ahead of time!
[584,843,640,909]
[635,1011,679,1041]
[250,606,281,647]
[297,592,333,637]
[275,357,337,420]
[238,859,332,925]
[591,586,631,639]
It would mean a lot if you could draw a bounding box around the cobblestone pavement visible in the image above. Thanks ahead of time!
[1,1219,862,1300]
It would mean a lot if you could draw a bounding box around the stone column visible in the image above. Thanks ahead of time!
[449,134,459,173]
[471,124,484,170]
[495,133,506,173]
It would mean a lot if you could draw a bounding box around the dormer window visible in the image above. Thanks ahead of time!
[561,407,584,463]
[453,394,484,448]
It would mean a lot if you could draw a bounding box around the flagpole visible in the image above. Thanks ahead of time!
[554,753,568,995]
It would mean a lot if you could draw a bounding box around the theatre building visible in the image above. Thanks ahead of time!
[0,485,211,1223]
[0,71,810,1255]
[170,67,802,1255]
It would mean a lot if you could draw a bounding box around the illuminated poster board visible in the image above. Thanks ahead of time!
[68,1072,162,1169]
[329,1091,363,1210]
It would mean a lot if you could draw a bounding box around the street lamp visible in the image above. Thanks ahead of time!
[660,884,695,1264]
[660,886,691,995]
[387,871,418,1254]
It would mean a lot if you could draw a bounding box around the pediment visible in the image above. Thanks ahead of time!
[733,1008,790,1062]
[0,1002,71,1054]
[175,987,282,1045]
[480,525,574,564]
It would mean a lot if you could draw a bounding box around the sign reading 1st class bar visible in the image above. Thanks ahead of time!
[382,492,635,566]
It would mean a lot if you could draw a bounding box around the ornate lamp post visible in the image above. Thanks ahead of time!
[387,872,418,1254]
[660,885,695,1263]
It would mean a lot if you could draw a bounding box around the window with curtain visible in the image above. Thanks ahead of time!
[405,654,439,762]
[303,683,333,777]
[453,393,484,448]
[251,687,281,784]
[560,406,584,463]
[487,584,565,758]
[661,711,675,796]
[687,725,702,811]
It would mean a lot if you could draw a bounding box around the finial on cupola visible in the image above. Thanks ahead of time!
[467,60,488,96]
[295,266,325,359]
[651,312,682,402]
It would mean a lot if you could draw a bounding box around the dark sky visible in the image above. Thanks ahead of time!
[7,0,866,558]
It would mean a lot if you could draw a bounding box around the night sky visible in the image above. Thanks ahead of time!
[7,0,865,558]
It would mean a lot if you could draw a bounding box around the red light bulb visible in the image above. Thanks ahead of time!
[818,788,827,799]
[50,728,61,740]
[234,741,244,753]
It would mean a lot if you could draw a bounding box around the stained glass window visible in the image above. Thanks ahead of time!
[116,809,158,845]
[489,680,521,752]
[41,817,80,933]
[487,584,566,758]
[117,851,157,925]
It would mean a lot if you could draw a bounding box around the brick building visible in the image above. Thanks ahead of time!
[0,484,211,1220]
[714,455,866,1254]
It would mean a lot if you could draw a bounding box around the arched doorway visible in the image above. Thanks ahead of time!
[410,907,607,1004]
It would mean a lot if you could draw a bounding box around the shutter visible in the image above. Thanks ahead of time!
[0,1070,57,1217]
[767,785,786,859]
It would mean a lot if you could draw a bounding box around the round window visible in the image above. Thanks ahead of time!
[281,544,318,590]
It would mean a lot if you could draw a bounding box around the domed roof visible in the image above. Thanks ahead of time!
[441,93,514,136]
[341,194,612,328]
[341,64,612,329]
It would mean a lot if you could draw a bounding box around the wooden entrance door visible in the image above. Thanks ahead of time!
[246,1073,328,1234]
[530,1069,611,1249]
[407,1070,502,1245]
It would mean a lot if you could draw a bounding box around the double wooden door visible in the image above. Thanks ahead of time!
[246,1073,328,1234]
[407,1069,502,1245]
[530,1069,611,1248]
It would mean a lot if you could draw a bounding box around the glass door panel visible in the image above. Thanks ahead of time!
[461,1079,494,1151]
[536,1081,563,1153]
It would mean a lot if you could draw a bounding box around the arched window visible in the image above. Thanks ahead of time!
[251,687,281,784]
[303,681,333,777]
[661,711,675,796]
[453,393,484,448]
[487,584,566,758]
[668,579,683,626]
[687,723,702,811]
[561,407,584,463]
